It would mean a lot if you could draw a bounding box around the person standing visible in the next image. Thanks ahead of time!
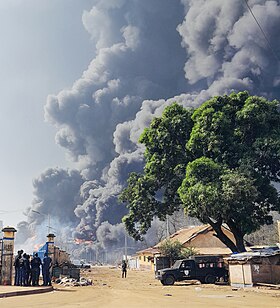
[18,251,25,286]
[121,260,127,278]
[31,253,42,286]
[23,254,31,286]
[14,250,23,286]
[42,252,52,286]
[22,253,28,286]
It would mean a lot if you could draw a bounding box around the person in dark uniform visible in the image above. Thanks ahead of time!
[14,250,23,286]
[42,252,52,286]
[23,254,31,286]
[18,251,25,286]
[31,253,42,286]
[22,253,27,286]
[121,260,127,278]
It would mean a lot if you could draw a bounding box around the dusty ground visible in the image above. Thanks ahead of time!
[1,266,280,308]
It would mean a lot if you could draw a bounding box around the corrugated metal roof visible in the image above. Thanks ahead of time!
[226,249,280,261]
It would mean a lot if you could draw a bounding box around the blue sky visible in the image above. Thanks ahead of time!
[0,0,94,226]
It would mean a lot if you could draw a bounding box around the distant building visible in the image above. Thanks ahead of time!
[154,224,237,256]
[54,246,71,265]
[136,224,239,271]
[136,247,160,271]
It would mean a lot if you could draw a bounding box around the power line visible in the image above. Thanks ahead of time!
[243,0,279,62]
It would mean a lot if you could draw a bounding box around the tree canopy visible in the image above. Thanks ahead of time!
[158,239,197,265]
[120,92,280,252]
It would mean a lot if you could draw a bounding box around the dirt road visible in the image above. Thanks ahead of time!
[1,266,279,308]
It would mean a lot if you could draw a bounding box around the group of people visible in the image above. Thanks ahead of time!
[14,250,52,287]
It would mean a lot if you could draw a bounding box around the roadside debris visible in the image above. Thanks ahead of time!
[55,277,92,287]
[256,283,280,290]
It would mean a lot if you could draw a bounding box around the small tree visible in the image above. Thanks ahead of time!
[158,239,197,265]
[181,246,198,258]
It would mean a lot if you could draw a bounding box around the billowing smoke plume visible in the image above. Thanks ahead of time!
[179,0,280,99]
[17,0,280,259]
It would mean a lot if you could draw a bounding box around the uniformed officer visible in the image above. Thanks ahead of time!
[42,252,52,286]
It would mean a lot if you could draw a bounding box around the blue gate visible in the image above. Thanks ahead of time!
[35,242,48,260]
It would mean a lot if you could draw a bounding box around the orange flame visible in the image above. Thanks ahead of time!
[74,239,94,245]
[74,238,84,245]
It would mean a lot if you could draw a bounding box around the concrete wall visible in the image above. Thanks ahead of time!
[251,264,280,285]
[137,254,154,271]
[228,264,253,288]
[128,257,139,270]
[54,246,70,265]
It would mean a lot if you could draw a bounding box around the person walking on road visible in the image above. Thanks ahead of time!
[121,260,127,278]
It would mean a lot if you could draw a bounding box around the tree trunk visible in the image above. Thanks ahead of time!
[207,217,238,253]
[226,218,246,252]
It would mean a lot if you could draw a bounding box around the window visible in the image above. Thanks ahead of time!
[181,261,192,269]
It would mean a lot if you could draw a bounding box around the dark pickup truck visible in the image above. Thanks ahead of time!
[155,255,228,285]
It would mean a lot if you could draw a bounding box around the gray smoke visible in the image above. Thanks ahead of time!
[16,168,83,252]
[17,0,280,257]
[179,0,280,99]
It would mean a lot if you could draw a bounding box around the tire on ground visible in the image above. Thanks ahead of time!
[163,275,175,286]
[204,274,216,284]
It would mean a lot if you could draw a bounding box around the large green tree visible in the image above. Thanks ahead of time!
[120,92,280,252]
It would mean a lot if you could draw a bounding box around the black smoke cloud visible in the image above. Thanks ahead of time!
[17,0,280,255]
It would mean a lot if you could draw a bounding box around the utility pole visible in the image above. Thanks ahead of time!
[124,232,127,261]
[166,215,170,238]
[48,214,50,234]
[32,210,51,233]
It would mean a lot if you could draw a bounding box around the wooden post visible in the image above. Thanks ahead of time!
[1,227,17,285]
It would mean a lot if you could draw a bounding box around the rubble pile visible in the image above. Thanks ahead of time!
[56,277,93,287]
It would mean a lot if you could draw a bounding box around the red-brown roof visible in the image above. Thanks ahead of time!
[154,224,212,248]
[137,224,234,256]
[136,247,160,255]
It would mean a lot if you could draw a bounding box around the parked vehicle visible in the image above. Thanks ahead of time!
[72,260,91,269]
[155,255,228,285]
[154,256,171,272]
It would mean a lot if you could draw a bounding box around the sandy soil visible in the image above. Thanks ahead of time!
[1,266,280,308]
